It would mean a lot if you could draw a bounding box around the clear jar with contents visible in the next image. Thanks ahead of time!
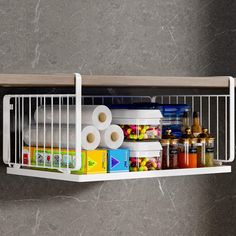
[197,129,214,167]
[121,141,162,171]
[111,109,163,141]
[205,138,214,167]
[161,129,178,169]
[178,128,197,168]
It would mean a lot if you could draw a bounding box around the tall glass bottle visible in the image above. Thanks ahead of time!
[181,110,190,133]
[191,111,202,137]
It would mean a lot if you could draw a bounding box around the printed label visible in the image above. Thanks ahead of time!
[170,149,178,155]
[189,148,197,153]
[206,147,214,153]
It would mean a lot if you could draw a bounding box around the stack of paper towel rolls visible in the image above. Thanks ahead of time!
[26,105,124,150]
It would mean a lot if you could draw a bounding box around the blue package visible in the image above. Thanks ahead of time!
[107,149,129,173]
[157,104,190,118]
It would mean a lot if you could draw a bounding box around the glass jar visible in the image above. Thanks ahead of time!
[111,109,163,141]
[197,129,214,167]
[161,129,178,169]
[178,128,197,168]
[205,137,214,167]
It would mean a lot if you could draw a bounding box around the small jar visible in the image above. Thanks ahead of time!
[178,128,197,168]
[197,128,214,167]
[205,137,214,167]
[161,129,178,169]
[121,141,162,171]
[111,109,163,141]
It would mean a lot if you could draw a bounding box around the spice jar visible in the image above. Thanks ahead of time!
[178,128,197,168]
[161,129,178,169]
[197,128,214,167]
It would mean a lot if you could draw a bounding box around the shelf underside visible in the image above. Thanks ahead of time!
[7,166,231,182]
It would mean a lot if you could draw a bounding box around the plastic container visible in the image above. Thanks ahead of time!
[158,104,190,138]
[111,109,163,141]
[121,141,162,172]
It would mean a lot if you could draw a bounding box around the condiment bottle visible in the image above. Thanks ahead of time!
[181,110,190,133]
[178,128,197,168]
[161,128,178,169]
[192,111,202,137]
[197,128,214,167]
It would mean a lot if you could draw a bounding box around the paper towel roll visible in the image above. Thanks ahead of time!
[81,125,100,150]
[99,125,124,149]
[24,125,100,150]
[34,105,112,130]
[82,105,112,130]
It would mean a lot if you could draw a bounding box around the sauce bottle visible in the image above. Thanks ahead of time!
[161,129,178,169]
[181,110,190,133]
[178,128,197,168]
[192,111,202,137]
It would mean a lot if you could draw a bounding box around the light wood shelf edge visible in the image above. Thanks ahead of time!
[0,74,233,88]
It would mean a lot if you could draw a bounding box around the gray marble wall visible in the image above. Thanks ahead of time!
[0,1,236,235]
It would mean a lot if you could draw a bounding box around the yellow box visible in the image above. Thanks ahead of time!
[86,150,107,174]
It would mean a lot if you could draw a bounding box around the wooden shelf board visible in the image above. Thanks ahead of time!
[0,74,233,88]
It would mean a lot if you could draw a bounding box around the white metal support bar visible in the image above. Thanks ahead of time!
[74,73,82,170]
[228,76,235,162]
[3,95,11,165]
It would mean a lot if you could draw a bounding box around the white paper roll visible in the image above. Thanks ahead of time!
[24,125,100,150]
[34,105,112,130]
[99,125,124,149]
[81,125,101,150]
[82,105,112,130]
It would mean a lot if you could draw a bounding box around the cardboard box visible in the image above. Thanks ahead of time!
[107,149,129,173]
[23,147,107,175]
[85,150,107,174]
[22,146,86,173]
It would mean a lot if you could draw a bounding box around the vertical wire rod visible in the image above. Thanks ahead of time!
[21,97,24,165]
[36,96,39,166]
[43,96,46,168]
[216,96,219,160]
[67,95,69,170]
[29,97,31,165]
[51,97,54,168]
[208,96,211,133]
[59,96,62,170]
[225,96,228,160]
[14,98,17,164]
[200,96,202,125]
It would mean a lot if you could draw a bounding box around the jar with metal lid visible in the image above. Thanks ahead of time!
[178,128,197,168]
[197,128,214,167]
[161,129,178,169]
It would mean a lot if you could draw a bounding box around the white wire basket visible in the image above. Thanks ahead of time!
[2,74,235,182]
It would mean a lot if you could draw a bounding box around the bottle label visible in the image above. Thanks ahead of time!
[189,148,197,153]
[170,149,178,155]
[193,132,200,137]
[206,147,214,153]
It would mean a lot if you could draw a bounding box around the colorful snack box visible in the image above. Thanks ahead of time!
[107,149,129,173]
[22,147,107,175]
[85,150,107,174]
[22,146,86,173]
[72,150,107,175]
